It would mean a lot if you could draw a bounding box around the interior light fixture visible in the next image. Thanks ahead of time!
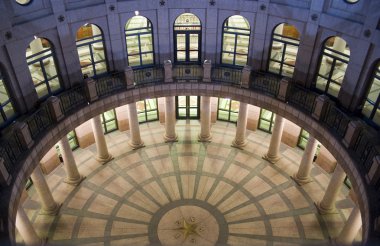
[33,35,38,39]
[135,10,139,16]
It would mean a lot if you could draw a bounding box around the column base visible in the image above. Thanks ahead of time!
[96,154,114,165]
[39,203,62,216]
[262,154,281,164]
[231,139,247,149]
[198,133,212,142]
[291,173,313,186]
[314,201,338,215]
[129,140,145,150]
[64,175,86,186]
[164,134,178,143]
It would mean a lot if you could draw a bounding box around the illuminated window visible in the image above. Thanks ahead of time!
[221,15,251,66]
[125,16,155,67]
[76,24,108,78]
[258,109,275,133]
[67,131,79,150]
[297,129,310,150]
[315,36,350,98]
[176,96,200,119]
[268,23,300,77]
[16,0,32,5]
[26,37,62,99]
[362,62,380,127]
[101,109,118,134]
[174,13,202,64]
[0,68,16,127]
[217,98,239,123]
[136,99,159,123]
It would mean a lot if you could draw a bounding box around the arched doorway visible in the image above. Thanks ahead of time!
[173,13,202,64]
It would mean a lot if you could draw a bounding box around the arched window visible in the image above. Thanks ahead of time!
[76,24,108,78]
[268,23,300,77]
[15,0,32,5]
[173,13,202,64]
[221,15,251,66]
[315,36,350,98]
[125,16,154,67]
[362,61,380,127]
[26,37,62,99]
[0,67,16,127]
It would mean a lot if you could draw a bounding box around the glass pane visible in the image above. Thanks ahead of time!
[0,80,10,104]
[218,98,230,110]
[236,35,249,54]
[177,51,186,62]
[269,61,281,74]
[140,34,153,53]
[189,96,198,107]
[93,47,105,62]
[189,108,198,117]
[48,78,61,93]
[82,65,94,77]
[362,101,374,119]
[282,64,294,77]
[230,112,238,122]
[178,96,187,107]
[176,34,186,50]
[316,76,328,92]
[95,62,107,75]
[142,53,154,65]
[221,52,234,65]
[106,121,117,132]
[136,101,146,113]
[175,13,201,26]
[218,110,229,121]
[146,99,157,109]
[78,46,92,67]
[4,103,15,120]
[103,109,115,121]
[126,36,140,54]
[190,34,198,50]
[35,84,49,98]
[128,55,141,67]
[138,113,147,123]
[284,44,298,66]
[270,41,284,61]
[259,120,271,132]
[235,54,248,66]
[190,51,198,61]
[367,78,380,103]
[147,111,158,121]
[222,33,235,52]
[179,108,187,117]
[327,81,341,98]
[230,100,240,112]
[318,55,333,77]
[44,59,58,79]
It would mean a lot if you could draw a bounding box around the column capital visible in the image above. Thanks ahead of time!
[241,65,252,89]
[84,77,98,102]
[164,60,173,83]
[312,94,330,121]
[342,120,365,149]
[203,60,212,83]
[47,96,64,122]
[124,66,135,89]
[14,121,34,149]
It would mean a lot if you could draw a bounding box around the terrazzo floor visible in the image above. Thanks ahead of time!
[19,120,360,245]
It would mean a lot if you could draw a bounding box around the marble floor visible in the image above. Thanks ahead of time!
[19,120,360,245]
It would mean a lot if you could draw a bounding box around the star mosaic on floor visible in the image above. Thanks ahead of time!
[20,120,359,245]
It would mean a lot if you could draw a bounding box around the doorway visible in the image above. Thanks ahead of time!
[173,13,202,64]
[175,96,200,119]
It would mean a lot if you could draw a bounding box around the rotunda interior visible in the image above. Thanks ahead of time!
[0,0,379,245]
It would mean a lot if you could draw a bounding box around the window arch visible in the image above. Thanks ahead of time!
[221,15,251,66]
[125,16,154,67]
[314,36,350,98]
[173,13,202,64]
[362,61,380,127]
[26,37,62,99]
[268,23,300,77]
[0,66,16,127]
[76,24,108,78]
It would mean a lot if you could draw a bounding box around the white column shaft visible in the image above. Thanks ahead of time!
[232,103,248,148]
[199,96,212,142]
[30,166,59,215]
[58,137,84,185]
[318,164,346,213]
[16,206,42,246]
[127,103,145,149]
[336,206,362,245]
[293,135,319,185]
[164,96,177,142]
[263,115,285,163]
[91,115,113,163]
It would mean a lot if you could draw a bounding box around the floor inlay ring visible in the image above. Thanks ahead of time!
[149,200,228,245]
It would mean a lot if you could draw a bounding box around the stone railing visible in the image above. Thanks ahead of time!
[0,60,379,244]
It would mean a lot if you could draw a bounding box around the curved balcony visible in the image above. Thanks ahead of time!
[0,62,379,244]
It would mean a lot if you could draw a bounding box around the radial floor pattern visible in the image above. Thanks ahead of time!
[19,120,359,245]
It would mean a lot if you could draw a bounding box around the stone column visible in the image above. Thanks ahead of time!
[30,166,61,215]
[198,96,212,142]
[335,206,362,245]
[91,115,113,164]
[16,206,43,245]
[58,137,85,185]
[127,103,145,149]
[232,102,248,149]
[292,135,319,185]
[316,164,346,214]
[327,38,346,64]
[164,96,178,142]
[262,115,285,164]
